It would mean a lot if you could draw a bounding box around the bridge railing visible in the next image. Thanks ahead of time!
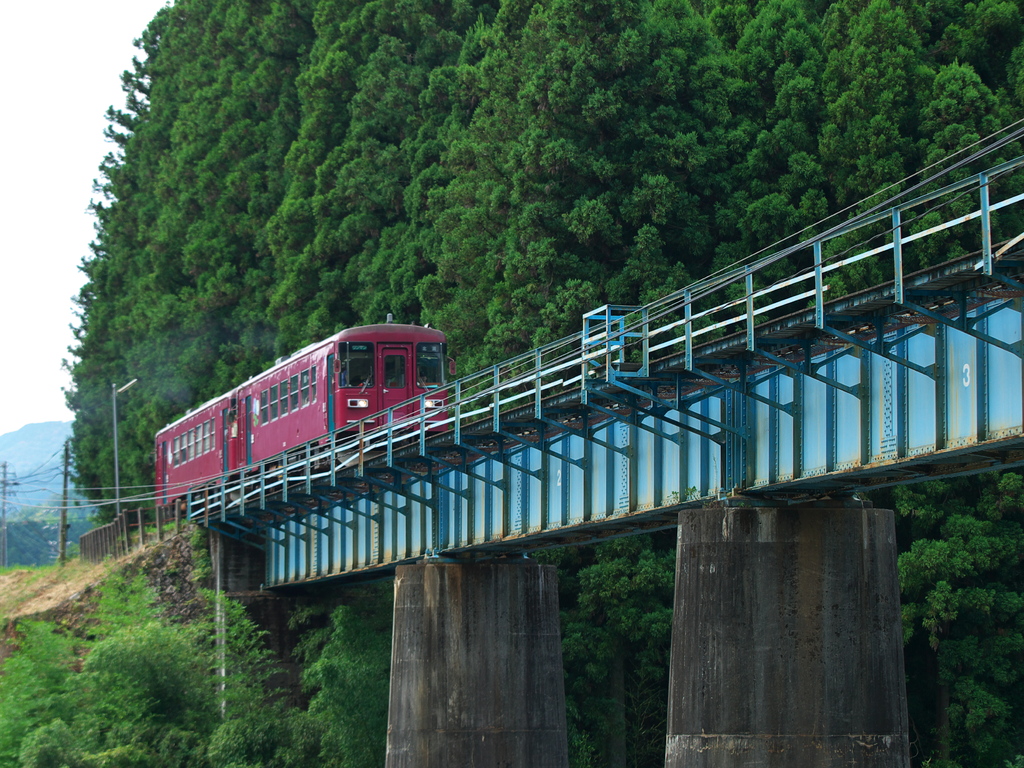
[583,155,1024,379]
[79,505,183,563]
[182,155,1024,528]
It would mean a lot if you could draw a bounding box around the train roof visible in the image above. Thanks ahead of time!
[156,323,446,435]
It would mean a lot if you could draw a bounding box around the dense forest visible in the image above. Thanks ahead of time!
[57,0,1024,764]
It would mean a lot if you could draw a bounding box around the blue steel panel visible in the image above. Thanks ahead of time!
[590,423,612,519]
[637,416,657,510]
[315,515,326,577]
[685,397,723,497]
[365,502,377,567]
[752,379,771,487]
[458,472,470,546]
[777,375,794,482]
[946,328,979,448]
[472,466,486,544]
[984,307,1023,438]
[380,492,393,563]
[803,376,827,475]
[510,453,524,533]
[658,421,683,502]
[615,422,630,513]
[868,355,894,462]
[832,354,863,470]
[292,520,305,582]
[530,450,543,532]
[905,333,937,457]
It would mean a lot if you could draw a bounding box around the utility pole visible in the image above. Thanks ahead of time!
[113,382,121,519]
[59,440,70,567]
[113,378,138,519]
[1,461,7,569]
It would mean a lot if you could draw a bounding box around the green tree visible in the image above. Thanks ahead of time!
[0,623,79,768]
[424,0,735,371]
[70,0,315,516]
[896,473,1024,767]
[541,534,676,767]
[300,584,393,768]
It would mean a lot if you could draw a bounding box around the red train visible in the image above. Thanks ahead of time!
[155,323,450,503]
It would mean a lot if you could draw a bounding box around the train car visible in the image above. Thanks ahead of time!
[155,322,450,504]
[155,393,232,505]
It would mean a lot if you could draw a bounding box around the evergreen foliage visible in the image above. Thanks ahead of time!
[298,583,393,768]
[895,474,1024,767]
[68,0,1024,504]
[63,0,1024,763]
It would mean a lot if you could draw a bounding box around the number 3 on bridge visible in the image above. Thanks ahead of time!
[962,363,971,387]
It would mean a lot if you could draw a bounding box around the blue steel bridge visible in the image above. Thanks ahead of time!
[187,155,1024,588]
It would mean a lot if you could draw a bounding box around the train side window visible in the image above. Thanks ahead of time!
[384,355,406,388]
[300,369,310,406]
[260,390,269,424]
[202,422,209,454]
[207,419,214,452]
[270,384,279,420]
[187,429,194,462]
[340,342,374,387]
[416,343,444,387]
[173,436,180,467]
[311,365,317,402]
[279,380,289,416]
[290,374,299,411]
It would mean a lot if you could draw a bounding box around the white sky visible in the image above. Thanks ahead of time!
[0,0,171,436]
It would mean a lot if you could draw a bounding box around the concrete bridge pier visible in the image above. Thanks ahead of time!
[385,558,569,768]
[665,498,910,768]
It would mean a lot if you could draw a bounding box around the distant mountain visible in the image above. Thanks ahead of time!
[0,421,96,566]
[0,421,73,477]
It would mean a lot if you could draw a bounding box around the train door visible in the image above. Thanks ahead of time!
[380,345,413,419]
[327,353,336,433]
[221,408,230,472]
[226,399,241,469]
[159,441,168,503]
[244,395,253,466]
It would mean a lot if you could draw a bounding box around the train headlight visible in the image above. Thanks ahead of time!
[347,398,369,408]
[425,398,445,408]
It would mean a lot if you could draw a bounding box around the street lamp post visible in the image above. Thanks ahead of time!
[112,378,138,518]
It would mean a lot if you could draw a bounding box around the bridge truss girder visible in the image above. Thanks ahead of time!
[179,157,1024,587]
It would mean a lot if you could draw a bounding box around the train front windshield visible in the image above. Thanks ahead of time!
[340,342,374,387]
[416,343,445,387]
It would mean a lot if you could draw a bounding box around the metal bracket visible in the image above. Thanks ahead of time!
[497,424,586,469]
[753,345,859,397]
[900,299,1023,357]
[587,388,729,445]
[821,324,934,377]
[423,447,507,491]
[686,364,795,415]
